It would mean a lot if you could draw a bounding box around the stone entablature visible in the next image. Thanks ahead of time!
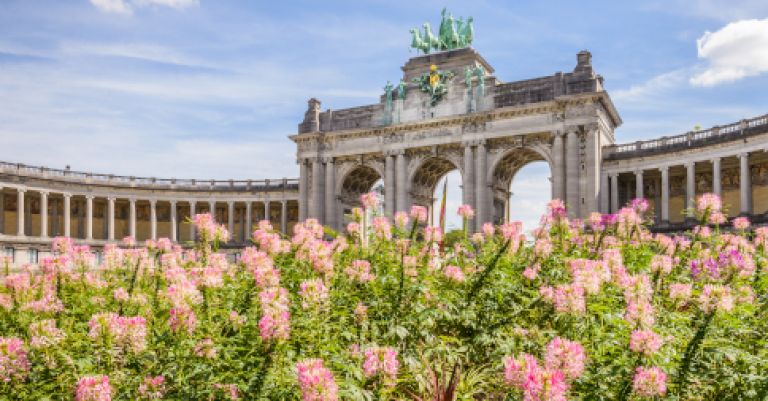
[603,114,768,160]
[0,160,297,192]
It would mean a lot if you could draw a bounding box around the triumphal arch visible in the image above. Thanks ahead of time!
[290,11,622,231]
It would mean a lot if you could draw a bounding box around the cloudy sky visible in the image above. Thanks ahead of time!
[1,0,767,231]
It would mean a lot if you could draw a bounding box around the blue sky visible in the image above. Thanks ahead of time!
[1,0,767,231]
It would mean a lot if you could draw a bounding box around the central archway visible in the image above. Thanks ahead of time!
[410,156,462,226]
[489,146,552,229]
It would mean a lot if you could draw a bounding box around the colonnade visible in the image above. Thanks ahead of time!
[603,153,755,222]
[0,185,295,243]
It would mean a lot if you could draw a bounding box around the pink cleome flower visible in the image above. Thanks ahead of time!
[545,337,586,380]
[0,337,29,383]
[629,329,663,356]
[632,366,667,397]
[75,375,112,401]
[296,359,339,401]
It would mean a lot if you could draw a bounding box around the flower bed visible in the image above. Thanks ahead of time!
[0,193,766,400]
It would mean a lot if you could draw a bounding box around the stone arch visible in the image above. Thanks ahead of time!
[337,164,382,206]
[488,145,553,224]
[409,156,461,208]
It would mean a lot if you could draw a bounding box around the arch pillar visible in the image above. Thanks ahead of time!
[475,140,488,229]
[395,150,408,213]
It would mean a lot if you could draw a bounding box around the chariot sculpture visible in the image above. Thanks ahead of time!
[410,8,474,54]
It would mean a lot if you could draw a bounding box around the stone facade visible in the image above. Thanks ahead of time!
[292,48,621,231]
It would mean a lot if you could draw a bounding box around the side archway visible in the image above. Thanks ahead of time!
[488,146,553,225]
[336,163,383,228]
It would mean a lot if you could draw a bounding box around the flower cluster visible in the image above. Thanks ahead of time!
[88,313,147,353]
[362,346,399,385]
[296,359,338,401]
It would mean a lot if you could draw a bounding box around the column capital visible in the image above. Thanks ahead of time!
[659,165,669,173]
[149,198,157,206]
[684,161,695,169]
[39,190,49,196]
[106,196,116,202]
[169,199,177,206]
[321,156,334,164]
[187,199,196,205]
[738,152,749,159]
[128,197,137,204]
[710,157,721,164]
[85,194,94,200]
[16,187,27,193]
[608,172,619,178]
[634,169,643,176]
[63,192,72,199]
[227,200,234,206]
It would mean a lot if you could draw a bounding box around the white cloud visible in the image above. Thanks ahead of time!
[90,0,198,15]
[612,69,689,105]
[690,18,768,86]
[90,0,132,15]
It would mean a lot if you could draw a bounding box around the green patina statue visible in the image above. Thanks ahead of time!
[397,79,406,100]
[410,8,474,54]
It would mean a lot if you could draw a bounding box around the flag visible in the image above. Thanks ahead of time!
[439,178,447,233]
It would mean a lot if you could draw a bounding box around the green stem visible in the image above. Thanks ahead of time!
[465,238,510,304]
[676,311,715,392]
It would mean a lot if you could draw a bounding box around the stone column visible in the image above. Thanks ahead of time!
[227,201,235,240]
[711,157,722,196]
[660,166,670,223]
[324,158,336,227]
[462,143,475,211]
[107,197,115,241]
[63,193,71,238]
[0,187,4,235]
[86,195,94,240]
[475,141,488,228]
[51,198,59,236]
[16,188,26,236]
[311,158,324,221]
[599,172,609,213]
[150,199,157,240]
[685,162,695,211]
[609,173,618,213]
[40,191,48,238]
[298,160,308,222]
[395,151,408,213]
[635,170,644,200]
[244,201,252,237]
[551,132,565,201]
[188,200,196,240]
[264,200,270,223]
[739,153,752,214]
[565,131,580,217]
[170,200,177,242]
[384,153,395,216]
[209,200,216,221]
[129,198,137,240]
[281,200,288,234]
